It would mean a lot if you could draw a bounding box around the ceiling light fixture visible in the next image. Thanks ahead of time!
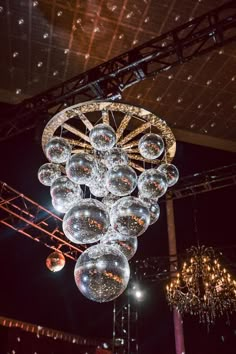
[166,245,236,324]
[37,101,179,303]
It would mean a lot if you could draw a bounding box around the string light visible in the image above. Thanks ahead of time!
[166,245,236,324]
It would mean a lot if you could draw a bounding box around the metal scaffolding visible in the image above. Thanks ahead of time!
[0,182,85,260]
[1,1,236,141]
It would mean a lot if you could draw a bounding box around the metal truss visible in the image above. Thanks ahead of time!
[0,182,85,261]
[169,163,236,200]
[1,1,236,141]
[112,300,138,354]
[0,316,108,348]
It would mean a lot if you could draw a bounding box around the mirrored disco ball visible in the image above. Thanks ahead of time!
[50,176,82,213]
[46,251,65,272]
[74,244,130,302]
[102,193,120,211]
[89,179,109,198]
[88,160,109,197]
[101,227,138,260]
[138,169,167,199]
[89,123,116,151]
[110,196,150,237]
[63,199,110,244]
[104,148,129,168]
[66,153,94,185]
[138,133,164,159]
[45,137,71,163]
[158,163,179,187]
[106,165,137,196]
[141,197,160,225]
[38,163,61,186]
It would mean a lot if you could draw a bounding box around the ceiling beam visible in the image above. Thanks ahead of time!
[172,128,236,153]
[0,1,236,142]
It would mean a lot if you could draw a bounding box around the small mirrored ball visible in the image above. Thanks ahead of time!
[104,148,129,168]
[89,124,116,151]
[158,163,179,187]
[38,163,61,186]
[45,137,71,163]
[138,169,168,199]
[110,196,150,237]
[89,179,109,198]
[74,244,130,302]
[50,176,82,213]
[141,197,160,225]
[138,133,164,159]
[63,199,110,244]
[106,165,137,196]
[101,228,138,260]
[102,193,120,211]
[46,251,65,272]
[66,153,94,185]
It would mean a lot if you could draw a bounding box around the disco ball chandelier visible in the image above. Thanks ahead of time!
[166,245,236,324]
[38,101,179,302]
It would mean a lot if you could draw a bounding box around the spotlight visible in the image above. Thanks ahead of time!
[135,290,143,299]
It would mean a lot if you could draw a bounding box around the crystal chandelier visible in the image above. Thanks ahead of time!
[166,245,236,324]
[38,101,179,302]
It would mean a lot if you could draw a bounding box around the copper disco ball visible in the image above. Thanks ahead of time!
[46,251,66,272]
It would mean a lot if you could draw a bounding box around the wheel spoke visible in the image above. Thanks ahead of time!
[128,161,144,172]
[102,111,109,125]
[128,154,160,165]
[63,123,90,142]
[119,122,151,145]
[116,114,132,141]
[74,109,93,131]
[56,137,91,149]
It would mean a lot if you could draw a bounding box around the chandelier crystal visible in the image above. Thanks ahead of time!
[166,245,236,324]
[38,101,179,302]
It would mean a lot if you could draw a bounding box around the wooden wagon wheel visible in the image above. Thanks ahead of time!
[42,101,176,172]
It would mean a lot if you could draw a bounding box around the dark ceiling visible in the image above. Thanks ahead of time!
[0,0,236,146]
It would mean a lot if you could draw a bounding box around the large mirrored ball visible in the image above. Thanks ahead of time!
[63,199,109,244]
[66,153,94,185]
[38,163,61,186]
[141,198,160,225]
[158,163,179,187]
[89,124,116,151]
[101,228,138,260]
[106,165,137,196]
[46,251,65,272]
[50,176,82,213]
[104,148,129,168]
[138,169,167,199]
[45,137,71,163]
[138,133,164,159]
[74,244,130,302]
[110,197,150,237]
[102,194,120,211]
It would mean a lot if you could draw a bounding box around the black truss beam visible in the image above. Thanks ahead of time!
[169,163,236,200]
[1,1,236,141]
